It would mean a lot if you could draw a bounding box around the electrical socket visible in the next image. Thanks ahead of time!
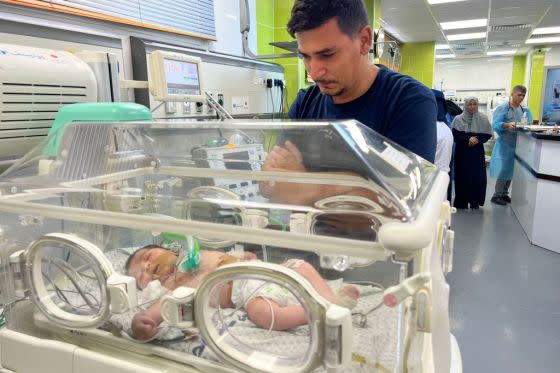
[165,102,176,114]
[182,102,191,114]
[254,77,266,86]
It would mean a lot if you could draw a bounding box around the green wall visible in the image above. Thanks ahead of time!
[400,42,435,88]
[256,0,274,56]
[510,55,527,91]
[528,50,546,120]
[363,0,381,30]
[273,0,303,107]
[255,0,300,110]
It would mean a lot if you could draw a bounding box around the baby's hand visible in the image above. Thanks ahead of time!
[131,312,158,341]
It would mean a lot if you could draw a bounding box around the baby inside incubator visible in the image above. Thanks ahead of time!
[125,245,360,340]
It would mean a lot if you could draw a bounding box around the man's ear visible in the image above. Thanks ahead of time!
[358,26,373,55]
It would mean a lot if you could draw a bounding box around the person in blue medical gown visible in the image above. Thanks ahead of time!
[452,97,493,209]
[489,85,533,205]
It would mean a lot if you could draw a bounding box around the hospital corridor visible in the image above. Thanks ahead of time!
[0,1,560,373]
[448,178,560,372]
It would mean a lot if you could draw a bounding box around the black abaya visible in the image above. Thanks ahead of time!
[452,129,492,209]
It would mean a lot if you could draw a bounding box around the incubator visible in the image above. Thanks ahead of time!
[0,118,459,373]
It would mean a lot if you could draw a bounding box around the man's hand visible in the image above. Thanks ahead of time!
[503,121,516,130]
[262,141,305,172]
[131,312,158,341]
[260,140,306,199]
[468,136,479,147]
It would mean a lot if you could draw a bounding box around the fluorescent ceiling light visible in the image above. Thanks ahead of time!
[447,32,486,41]
[532,27,560,35]
[428,0,467,4]
[436,54,456,59]
[526,36,560,44]
[487,50,516,56]
[436,44,450,50]
[441,19,487,30]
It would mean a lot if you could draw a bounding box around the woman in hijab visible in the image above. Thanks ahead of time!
[452,97,493,209]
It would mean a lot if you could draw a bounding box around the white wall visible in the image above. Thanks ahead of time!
[544,46,560,67]
[209,0,257,57]
[434,57,513,93]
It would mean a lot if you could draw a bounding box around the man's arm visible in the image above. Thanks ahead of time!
[492,105,510,132]
[261,141,379,206]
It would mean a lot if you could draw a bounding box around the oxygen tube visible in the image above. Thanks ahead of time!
[160,232,201,272]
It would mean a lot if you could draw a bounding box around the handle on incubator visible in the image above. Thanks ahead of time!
[160,286,196,327]
[325,304,352,372]
[107,273,137,314]
[383,272,430,307]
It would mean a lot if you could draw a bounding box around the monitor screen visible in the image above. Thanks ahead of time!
[224,151,252,170]
[164,58,201,96]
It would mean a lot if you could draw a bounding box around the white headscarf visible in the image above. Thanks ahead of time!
[452,97,493,135]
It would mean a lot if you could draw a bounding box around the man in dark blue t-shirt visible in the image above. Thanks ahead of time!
[276,0,436,163]
[262,0,436,206]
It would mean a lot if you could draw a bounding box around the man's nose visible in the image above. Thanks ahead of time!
[308,60,327,80]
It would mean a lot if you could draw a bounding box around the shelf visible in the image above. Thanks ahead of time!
[269,41,298,54]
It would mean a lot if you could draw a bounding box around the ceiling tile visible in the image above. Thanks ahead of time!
[379,0,560,50]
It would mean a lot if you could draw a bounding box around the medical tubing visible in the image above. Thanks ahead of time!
[53,289,101,309]
[262,296,275,332]
[50,259,98,310]
[261,245,268,262]
[150,102,165,113]
[217,280,307,352]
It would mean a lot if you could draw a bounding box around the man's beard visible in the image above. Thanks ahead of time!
[316,81,346,97]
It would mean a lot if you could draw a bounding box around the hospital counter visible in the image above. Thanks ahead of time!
[511,129,560,253]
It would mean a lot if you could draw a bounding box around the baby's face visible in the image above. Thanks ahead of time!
[128,247,177,289]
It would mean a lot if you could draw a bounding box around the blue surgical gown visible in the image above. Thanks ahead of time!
[489,103,533,180]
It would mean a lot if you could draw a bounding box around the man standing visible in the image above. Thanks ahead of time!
[285,0,437,162]
[490,85,533,205]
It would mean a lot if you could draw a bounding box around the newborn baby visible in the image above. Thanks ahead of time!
[126,245,359,340]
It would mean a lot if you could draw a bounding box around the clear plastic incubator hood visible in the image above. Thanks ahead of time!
[0,119,459,373]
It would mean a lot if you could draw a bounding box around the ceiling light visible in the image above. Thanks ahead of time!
[526,36,560,44]
[436,44,450,49]
[436,54,456,59]
[441,19,488,30]
[427,0,467,4]
[532,27,560,35]
[487,50,516,56]
[447,32,487,41]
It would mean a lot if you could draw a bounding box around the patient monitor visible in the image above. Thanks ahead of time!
[148,50,205,103]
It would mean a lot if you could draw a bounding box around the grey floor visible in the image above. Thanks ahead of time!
[448,177,560,372]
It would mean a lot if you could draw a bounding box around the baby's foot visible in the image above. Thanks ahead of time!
[336,285,360,309]
[243,251,257,261]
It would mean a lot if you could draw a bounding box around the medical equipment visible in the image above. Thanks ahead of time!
[148,51,205,103]
[0,119,461,373]
[0,43,98,165]
[192,143,265,199]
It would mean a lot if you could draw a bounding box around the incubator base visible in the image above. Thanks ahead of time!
[0,314,235,373]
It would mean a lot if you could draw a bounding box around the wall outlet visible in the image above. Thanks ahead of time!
[182,102,191,114]
[165,102,176,114]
